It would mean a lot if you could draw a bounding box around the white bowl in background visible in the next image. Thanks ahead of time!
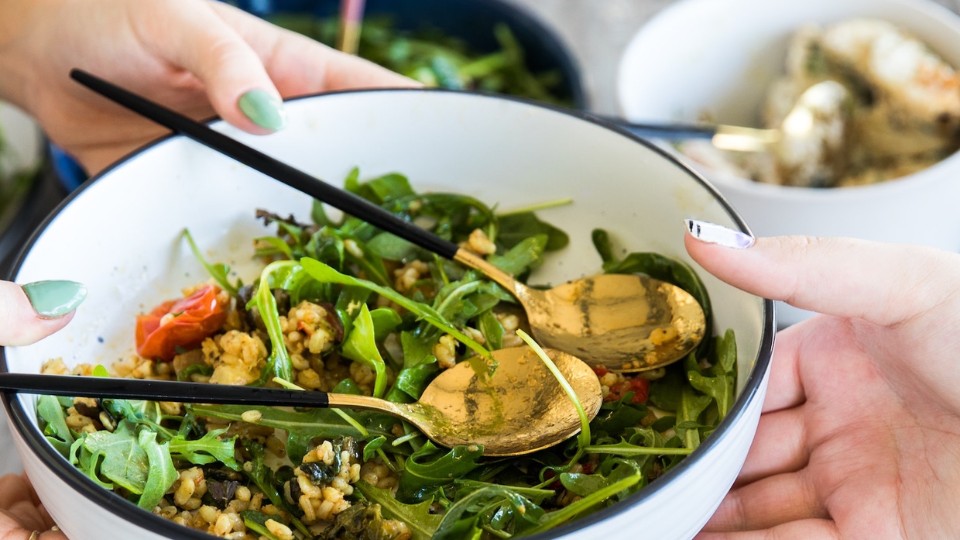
[617,0,960,325]
[2,90,773,540]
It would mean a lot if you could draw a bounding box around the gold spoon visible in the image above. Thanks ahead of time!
[69,69,706,373]
[1,347,601,456]
[614,81,847,154]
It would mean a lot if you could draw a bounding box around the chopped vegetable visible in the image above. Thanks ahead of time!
[135,284,227,360]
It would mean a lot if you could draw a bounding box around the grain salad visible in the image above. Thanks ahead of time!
[36,169,737,539]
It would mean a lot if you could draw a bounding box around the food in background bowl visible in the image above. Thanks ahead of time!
[34,168,735,539]
[273,15,570,105]
[680,17,960,188]
[233,0,585,108]
[2,90,772,540]
[617,0,960,326]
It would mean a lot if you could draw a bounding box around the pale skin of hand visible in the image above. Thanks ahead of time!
[0,0,414,176]
[0,0,414,347]
[0,474,66,540]
[686,234,960,539]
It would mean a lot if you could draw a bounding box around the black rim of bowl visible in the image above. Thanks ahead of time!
[1,88,774,539]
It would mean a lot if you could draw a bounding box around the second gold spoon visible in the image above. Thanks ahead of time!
[1,346,601,456]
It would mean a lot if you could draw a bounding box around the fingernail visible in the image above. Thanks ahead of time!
[238,89,286,131]
[685,219,755,249]
[22,280,87,319]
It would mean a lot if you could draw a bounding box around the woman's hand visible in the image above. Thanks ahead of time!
[0,0,413,175]
[685,225,960,538]
[0,281,85,347]
[0,474,66,540]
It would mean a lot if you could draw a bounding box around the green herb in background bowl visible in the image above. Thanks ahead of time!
[268,14,574,106]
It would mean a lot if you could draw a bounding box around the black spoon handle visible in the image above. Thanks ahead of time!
[594,115,717,140]
[0,373,331,407]
[69,68,460,260]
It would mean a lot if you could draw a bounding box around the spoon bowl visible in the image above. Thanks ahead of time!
[612,80,845,158]
[0,347,600,457]
[460,251,706,372]
[69,69,707,373]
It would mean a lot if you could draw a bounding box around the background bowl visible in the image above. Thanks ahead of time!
[3,90,773,539]
[617,0,960,325]
[236,0,586,107]
[54,0,586,192]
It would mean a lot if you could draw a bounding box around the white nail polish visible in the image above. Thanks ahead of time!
[685,219,755,249]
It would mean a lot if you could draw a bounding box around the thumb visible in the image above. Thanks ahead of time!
[683,219,959,326]
[139,1,286,133]
[0,281,86,346]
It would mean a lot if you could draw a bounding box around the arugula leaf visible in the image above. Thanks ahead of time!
[398,442,485,501]
[241,511,282,540]
[433,485,544,540]
[517,330,591,463]
[37,395,74,455]
[301,258,493,366]
[487,235,548,277]
[689,371,733,422]
[241,440,310,537]
[453,479,554,504]
[190,404,391,464]
[168,428,239,470]
[678,386,713,450]
[647,366,686,412]
[476,310,504,351]
[341,303,388,398]
[496,212,569,251]
[348,172,416,204]
[182,229,239,295]
[355,481,442,540]
[392,362,439,401]
[584,440,693,457]
[253,236,295,260]
[71,435,114,490]
[366,232,417,260]
[137,430,178,509]
[82,421,148,494]
[251,260,297,382]
[362,436,388,462]
[527,473,641,534]
[590,397,648,436]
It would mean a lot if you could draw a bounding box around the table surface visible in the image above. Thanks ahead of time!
[507,0,960,114]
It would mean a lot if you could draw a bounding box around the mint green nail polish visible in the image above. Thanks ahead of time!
[22,280,87,318]
[238,89,286,131]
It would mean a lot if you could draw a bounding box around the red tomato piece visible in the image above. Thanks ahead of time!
[135,285,227,361]
[606,376,651,404]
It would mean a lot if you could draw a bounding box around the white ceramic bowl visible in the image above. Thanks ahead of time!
[618,0,960,325]
[1,90,773,540]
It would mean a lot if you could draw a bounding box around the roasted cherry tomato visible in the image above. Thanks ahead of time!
[609,377,650,404]
[135,285,227,361]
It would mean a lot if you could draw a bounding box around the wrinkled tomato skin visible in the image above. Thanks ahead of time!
[135,285,227,361]
[593,366,650,404]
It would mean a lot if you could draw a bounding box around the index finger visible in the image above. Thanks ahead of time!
[684,232,960,327]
